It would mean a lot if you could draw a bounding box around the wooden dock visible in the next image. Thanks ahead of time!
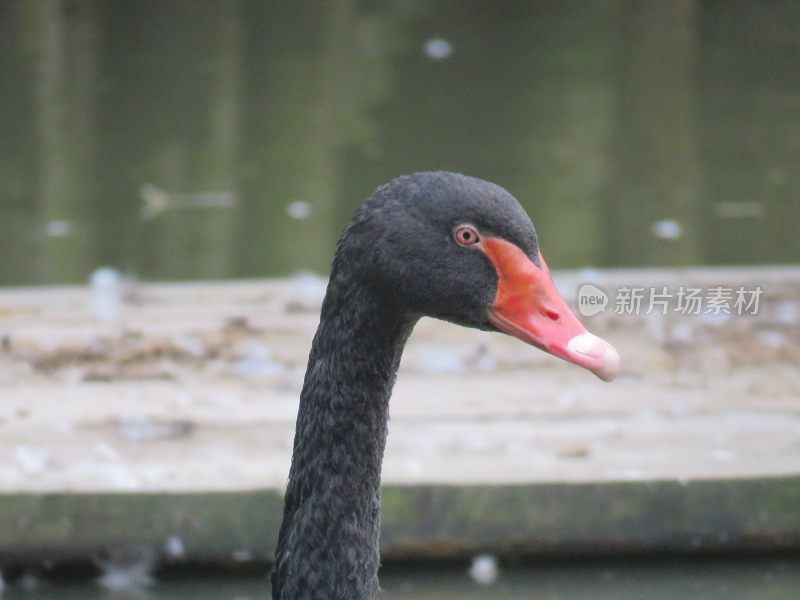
[1,267,799,564]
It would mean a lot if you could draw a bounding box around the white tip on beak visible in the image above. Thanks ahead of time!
[567,333,620,382]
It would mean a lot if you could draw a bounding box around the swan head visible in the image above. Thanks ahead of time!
[337,171,619,382]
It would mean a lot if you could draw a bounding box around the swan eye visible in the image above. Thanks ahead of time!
[454,225,480,247]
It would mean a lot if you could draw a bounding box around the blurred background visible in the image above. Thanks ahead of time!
[2,1,800,599]
[1,0,799,286]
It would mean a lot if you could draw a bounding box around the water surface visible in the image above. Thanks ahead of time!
[3,558,799,599]
[1,1,799,285]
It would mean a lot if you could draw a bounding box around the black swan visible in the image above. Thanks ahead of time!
[271,172,619,599]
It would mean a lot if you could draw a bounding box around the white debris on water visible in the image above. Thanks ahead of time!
[651,219,682,240]
[16,572,41,592]
[94,549,156,591]
[139,183,171,219]
[286,200,313,220]
[13,445,51,475]
[424,38,453,60]
[165,535,186,560]
[231,549,254,562]
[469,554,498,585]
[90,267,123,321]
[139,183,237,220]
[45,219,76,238]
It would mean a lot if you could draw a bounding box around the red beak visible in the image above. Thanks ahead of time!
[480,237,619,381]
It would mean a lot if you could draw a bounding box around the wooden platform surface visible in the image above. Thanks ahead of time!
[0,267,798,561]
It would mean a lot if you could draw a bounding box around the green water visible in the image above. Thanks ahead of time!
[1,0,799,285]
[3,558,799,599]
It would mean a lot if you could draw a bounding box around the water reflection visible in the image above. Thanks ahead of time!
[1,0,799,285]
[1,558,799,599]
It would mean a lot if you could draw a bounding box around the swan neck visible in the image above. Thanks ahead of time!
[272,274,415,599]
